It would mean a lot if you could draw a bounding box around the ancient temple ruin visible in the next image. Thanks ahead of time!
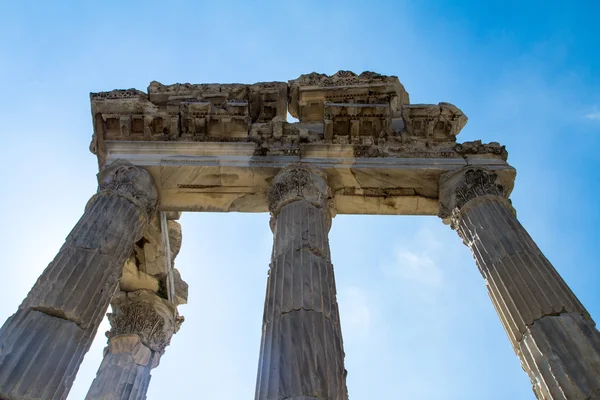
[0,71,598,400]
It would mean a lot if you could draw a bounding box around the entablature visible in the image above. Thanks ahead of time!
[90,70,514,216]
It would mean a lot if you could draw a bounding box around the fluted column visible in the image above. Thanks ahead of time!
[0,160,158,400]
[85,290,182,400]
[439,167,600,400]
[255,164,348,400]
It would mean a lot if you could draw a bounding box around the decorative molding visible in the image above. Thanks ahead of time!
[90,89,147,101]
[89,72,514,165]
[289,70,400,87]
[454,140,508,161]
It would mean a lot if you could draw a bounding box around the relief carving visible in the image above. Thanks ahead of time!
[90,72,509,165]
[439,167,510,224]
[267,164,333,216]
[454,168,506,209]
[454,140,508,161]
[401,102,467,142]
[107,290,183,355]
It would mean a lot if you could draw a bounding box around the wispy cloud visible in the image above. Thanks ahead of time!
[382,228,444,288]
[585,107,600,121]
[392,250,443,287]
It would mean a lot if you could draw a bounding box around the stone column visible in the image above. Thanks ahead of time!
[439,166,600,400]
[255,164,348,400]
[0,160,158,400]
[85,290,182,400]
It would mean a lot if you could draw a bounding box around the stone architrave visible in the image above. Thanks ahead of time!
[439,166,600,399]
[255,164,348,400]
[85,290,182,400]
[0,160,158,400]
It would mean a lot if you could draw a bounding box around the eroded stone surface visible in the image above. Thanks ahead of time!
[0,160,158,400]
[440,166,600,400]
[90,71,513,216]
[255,164,348,400]
[121,216,188,305]
[86,290,182,400]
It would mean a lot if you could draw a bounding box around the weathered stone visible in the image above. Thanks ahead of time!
[288,70,410,122]
[86,290,182,400]
[401,102,468,142]
[120,256,160,293]
[87,210,187,398]
[0,160,158,400]
[120,217,186,304]
[519,313,600,399]
[11,69,588,400]
[172,268,188,305]
[255,164,348,400]
[439,166,600,399]
[90,72,511,217]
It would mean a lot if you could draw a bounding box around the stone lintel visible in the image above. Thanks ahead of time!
[104,141,515,215]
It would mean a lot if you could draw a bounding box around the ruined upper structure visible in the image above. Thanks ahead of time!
[89,71,513,215]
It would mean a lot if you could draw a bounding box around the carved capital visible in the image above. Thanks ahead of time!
[439,167,508,223]
[107,290,183,355]
[267,164,333,217]
[96,159,159,222]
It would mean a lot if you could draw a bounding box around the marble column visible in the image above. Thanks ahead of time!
[439,166,600,400]
[85,290,182,400]
[255,164,348,400]
[0,160,158,400]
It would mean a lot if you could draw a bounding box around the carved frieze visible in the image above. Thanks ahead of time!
[90,72,509,167]
[288,70,409,123]
[454,140,508,161]
[91,89,146,101]
[401,102,467,143]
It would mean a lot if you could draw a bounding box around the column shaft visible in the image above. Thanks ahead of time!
[255,165,348,400]
[441,167,600,399]
[85,335,153,400]
[0,160,157,400]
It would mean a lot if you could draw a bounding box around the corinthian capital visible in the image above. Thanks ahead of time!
[439,167,509,221]
[267,164,333,217]
[107,290,182,356]
[97,159,159,221]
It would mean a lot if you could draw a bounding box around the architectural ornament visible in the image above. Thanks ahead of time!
[96,159,159,221]
[267,164,333,217]
[107,290,183,355]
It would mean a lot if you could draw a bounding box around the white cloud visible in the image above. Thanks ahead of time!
[392,250,443,287]
[382,228,444,288]
[585,107,600,120]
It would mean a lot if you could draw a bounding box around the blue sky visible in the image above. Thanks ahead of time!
[0,1,598,399]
